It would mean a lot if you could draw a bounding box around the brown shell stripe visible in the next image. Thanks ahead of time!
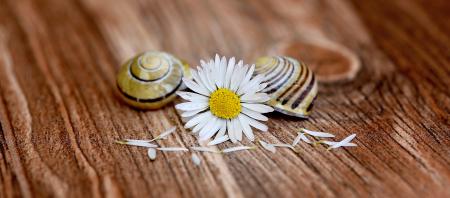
[278,62,309,104]
[291,74,315,109]
[265,58,294,94]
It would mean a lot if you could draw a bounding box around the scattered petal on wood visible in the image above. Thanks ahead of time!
[301,128,335,138]
[272,143,295,149]
[259,140,276,153]
[152,126,177,141]
[124,139,152,143]
[299,133,312,144]
[222,146,256,153]
[207,135,229,146]
[191,154,201,166]
[190,147,221,153]
[321,141,357,147]
[147,148,157,160]
[328,134,357,150]
[292,133,302,146]
[157,147,189,152]
[115,140,158,148]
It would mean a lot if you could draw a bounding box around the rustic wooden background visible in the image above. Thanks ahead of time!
[0,0,449,197]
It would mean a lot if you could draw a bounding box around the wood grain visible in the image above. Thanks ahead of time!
[0,0,449,197]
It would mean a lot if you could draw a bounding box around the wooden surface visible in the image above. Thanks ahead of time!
[0,0,449,197]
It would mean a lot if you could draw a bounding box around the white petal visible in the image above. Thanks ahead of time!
[116,140,157,148]
[199,117,221,140]
[191,69,206,89]
[241,107,268,121]
[147,148,157,160]
[204,68,217,91]
[301,128,335,138]
[183,78,209,96]
[181,108,206,117]
[299,133,312,144]
[257,83,268,92]
[226,120,237,143]
[230,61,244,91]
[192,113,213,133]
[237,74,264,95]
[153,126,176,140]
[237,64,255,91]
[185,111,211,129]
[215,120,227,139]
[123,139,153,143]
[191,153,201,165]
[200,59,208,69]
[233,118,243,141]
[198,67,215,92]
[259,140,276,153]
[241,115,268,132]
[218,56,227,87]
[208,135,229,146]
[177,91,209,102]
[292,133,302,146]
[175,102,208,111]
[242,103,274,113]
[222,146,256,153]
[193,68,214,94]
[321,141,357,147]
[241,93,271,103]
[191,146,220,153]
[213,55,221,87]
[272,143,295,149]
[328,134,356,150]
[224,57,236,88]
[238,114,254,141]
[157,147,189,152]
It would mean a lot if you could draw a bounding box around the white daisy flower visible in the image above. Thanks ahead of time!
[176,54,274,143]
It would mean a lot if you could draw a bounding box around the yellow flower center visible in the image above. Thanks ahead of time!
[209,88,241,119]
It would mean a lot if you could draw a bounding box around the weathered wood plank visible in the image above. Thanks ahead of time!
[0,0,448,197]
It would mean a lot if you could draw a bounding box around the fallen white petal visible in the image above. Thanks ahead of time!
[115,140,158,148]
[191,154,201,166]
[299,133,312,144]
[321,141,357,147]
[157,147,189,152]
[124,139,152,143]
[147,148,157,160]
[272,143,295,149]
[154,126,176,140]
[259,140,276,153]
[292,133,302,146]
[190,146,220,153]
[207,135,229,146]
[329,134,357,150]
[222,146,256,153]
[301,128,335,138]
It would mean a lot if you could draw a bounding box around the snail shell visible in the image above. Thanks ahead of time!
[116,51,191,109]
[254,56,318,118]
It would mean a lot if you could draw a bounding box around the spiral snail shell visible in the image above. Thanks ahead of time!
[116,51,191,109]
[254,56,318,118]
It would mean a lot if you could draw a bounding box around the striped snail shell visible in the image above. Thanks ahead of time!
[254,56,318,118]
[116,51,191,109]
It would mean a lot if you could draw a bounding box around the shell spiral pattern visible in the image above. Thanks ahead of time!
[116,51,191,109]
[254,56,318,118]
